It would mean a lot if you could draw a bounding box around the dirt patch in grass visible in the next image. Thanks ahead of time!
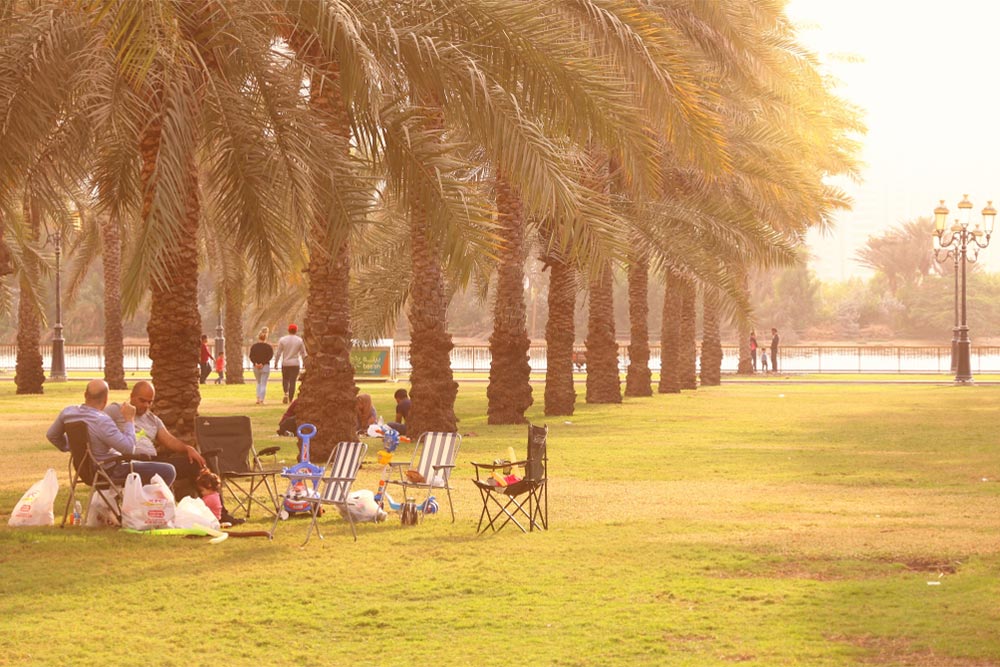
[832,635,1000,666]
[893,557,961,574]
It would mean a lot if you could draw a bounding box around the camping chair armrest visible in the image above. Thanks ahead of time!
[430,464,455,472]
[319,475,355,484]
[200,448,223,458]
[471,461,505,470]
[257,446,280,457]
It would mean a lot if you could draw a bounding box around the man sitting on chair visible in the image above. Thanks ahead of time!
[47,379,177,486]
[105,381,245,526]
[104,381,206,496]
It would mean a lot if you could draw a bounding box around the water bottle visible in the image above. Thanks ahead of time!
[72,500,82,526]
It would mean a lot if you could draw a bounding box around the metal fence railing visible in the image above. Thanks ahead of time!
[2,343,997,376]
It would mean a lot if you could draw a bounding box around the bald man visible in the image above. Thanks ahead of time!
[105,381,206,494]
[47,380,177,486]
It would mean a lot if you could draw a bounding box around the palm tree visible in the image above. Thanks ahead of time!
[1,3,328,438]
[584,258,622,403]
[99,214,127,389]
[658,270,682,394]
[15,197,44,394]
[625,253,652,397]
[486,175,533,424]
[678,277,698,390]
[543,247,578,416]
[700,288,722,386]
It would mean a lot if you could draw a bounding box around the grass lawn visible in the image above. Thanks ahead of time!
[1,379,998,666]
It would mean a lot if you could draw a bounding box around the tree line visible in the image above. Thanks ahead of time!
[0,0,861,456]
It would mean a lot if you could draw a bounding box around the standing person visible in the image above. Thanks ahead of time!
[274,323,307,404]
[214,352,225,384]
[249,327,274,405]
[749,331,758,372]
[770,327,780,372]
[199,334,214,385]
[386,388,411,435]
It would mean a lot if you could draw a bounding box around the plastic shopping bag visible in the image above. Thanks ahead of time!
[338,489,388,523]
[121,472,175,530]
[86,490,121,528]
[8,468,59,527]
[174,496,220,531]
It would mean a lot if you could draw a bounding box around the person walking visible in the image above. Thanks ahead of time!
[274,323,307,404]
[749,331,758,372]
[199,334,214,385]
[770,327,780,372]
[249,327,274,405]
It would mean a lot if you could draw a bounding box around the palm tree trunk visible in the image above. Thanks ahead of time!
[625,254,651,397]
[487,174,533,424]
[407,208,459,437]
[295,64,359,461]
[145,131,202,442]
[679,277,698,390]
[658,271,682,394]
[0,210,12,278]
[700,289,722,386]
[544,251,577,415]
[15,197,44,394]
[736,270,753,374]
[585,259,621,403]
[298,238,358,460]
[101,215,127,390]
[223,268,245,385]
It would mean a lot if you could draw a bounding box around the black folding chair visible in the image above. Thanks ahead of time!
[60,421,131,527]
[196,416,281,519]
[472,424,548,534]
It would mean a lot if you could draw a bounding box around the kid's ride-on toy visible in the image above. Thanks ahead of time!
[276,423,324,521]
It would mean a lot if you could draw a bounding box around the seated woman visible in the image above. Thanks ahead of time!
[355,393,378,435]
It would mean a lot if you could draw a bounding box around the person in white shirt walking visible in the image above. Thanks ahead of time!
[274,323,307,404]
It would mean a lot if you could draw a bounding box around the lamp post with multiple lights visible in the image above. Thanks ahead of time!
[933,195,995,384]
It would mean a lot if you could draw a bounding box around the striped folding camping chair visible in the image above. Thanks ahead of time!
[388,431,462,522]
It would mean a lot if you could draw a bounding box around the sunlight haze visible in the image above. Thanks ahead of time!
[787,0,1000,280]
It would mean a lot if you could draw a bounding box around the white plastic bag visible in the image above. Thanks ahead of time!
[121,472,175,530]
[8,469,59,527]
[174,496,221,531]
[86,490,121,527]
[338,489,388,523]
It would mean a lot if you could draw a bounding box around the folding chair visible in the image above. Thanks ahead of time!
[270,441,367,545]
[60,421,129,527]
[388,431,462,522]
[472,424,548,534]
[195,416,281,519]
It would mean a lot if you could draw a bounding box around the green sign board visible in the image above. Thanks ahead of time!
[351,347,391,378]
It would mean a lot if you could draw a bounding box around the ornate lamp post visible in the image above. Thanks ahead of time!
[933,195,995,384]
[49,229,67,382]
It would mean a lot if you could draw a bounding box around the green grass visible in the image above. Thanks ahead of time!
[1,380,998,666]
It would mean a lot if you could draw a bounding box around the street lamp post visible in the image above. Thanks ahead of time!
[49,229,67,382]
[933,195,995,384]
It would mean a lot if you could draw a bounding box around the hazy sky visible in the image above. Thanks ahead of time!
[786,0,1000,280]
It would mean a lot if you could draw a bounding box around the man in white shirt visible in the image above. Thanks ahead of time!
[274,323,307,404]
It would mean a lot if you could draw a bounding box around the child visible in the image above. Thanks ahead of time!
[759,347,769,373]
[196,468,223,521]
[214,353,225,384]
